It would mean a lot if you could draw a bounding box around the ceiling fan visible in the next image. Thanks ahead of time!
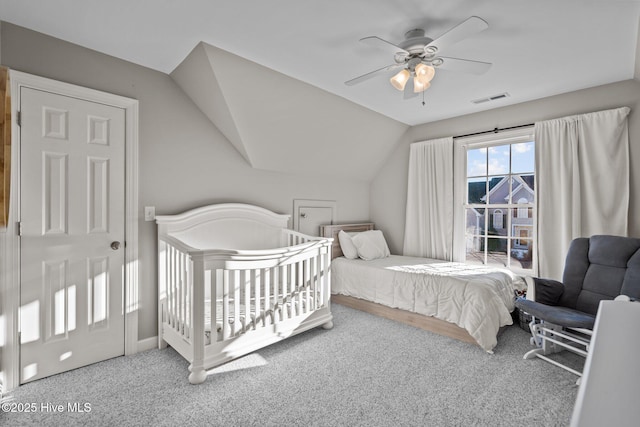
[345,16,492,99]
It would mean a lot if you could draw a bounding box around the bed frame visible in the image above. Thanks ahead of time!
[319,223,477,347]
[157,203,333,384]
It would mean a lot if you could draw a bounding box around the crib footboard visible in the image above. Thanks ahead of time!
[159,233,333,384]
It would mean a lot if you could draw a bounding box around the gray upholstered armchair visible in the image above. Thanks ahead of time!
[515,235,640,379]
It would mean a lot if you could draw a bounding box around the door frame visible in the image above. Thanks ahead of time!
[1,70,139,391]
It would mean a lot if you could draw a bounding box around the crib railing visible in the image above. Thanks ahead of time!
[159,231,332,350]
[158,236,194,341]
[212,239,330,340]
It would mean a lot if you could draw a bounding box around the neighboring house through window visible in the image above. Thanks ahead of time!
[455,127,535,274]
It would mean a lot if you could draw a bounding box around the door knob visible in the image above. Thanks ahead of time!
[111,241,121,250]
[300,213,307,218]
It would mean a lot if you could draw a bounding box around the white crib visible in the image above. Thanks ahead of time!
[156,203,333,384]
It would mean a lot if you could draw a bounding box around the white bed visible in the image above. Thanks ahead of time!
[321,223,521,352]
[157,203,333,383]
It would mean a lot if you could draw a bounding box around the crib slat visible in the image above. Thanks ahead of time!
[297,262,303,316]
[263,268,271,326]
[288,264,295,317]
[181,251,186,334]
[244,270,249,331]
[213,269,222,342]
[285,264,291,317]
[282,265,290,320]
[167,245,172,328]
[169,245,176,328]
[175,249,180,332]
[304,258,311,314]
[318,252,323,310]
[291,264,302,316]
[253,269,261,328]
[243,270,250,331]
[184,251,189,335]
[180,250,185,334]
[273,267,280,322]
[323,249,330,307]
[174,246,180,330]
[173,246,179,329]
[223,270,230,339]
[312,253,318,311]
[163,243,169,326]
[233,270,240,336]
[185,256,191,340]
[316,251,327,308]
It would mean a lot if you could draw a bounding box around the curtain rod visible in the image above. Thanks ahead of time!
[454,123,534,140]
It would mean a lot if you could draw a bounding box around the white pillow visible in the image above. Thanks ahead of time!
[338,230,359,259]
[351,230,390,261]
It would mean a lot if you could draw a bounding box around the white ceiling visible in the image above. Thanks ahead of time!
[1,0,639,126]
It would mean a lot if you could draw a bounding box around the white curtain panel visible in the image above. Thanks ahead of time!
[403,137,454,260]
[535,107,630,280]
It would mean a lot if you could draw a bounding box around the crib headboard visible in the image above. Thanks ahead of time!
[319,223,374,259]
[156,203,290,250]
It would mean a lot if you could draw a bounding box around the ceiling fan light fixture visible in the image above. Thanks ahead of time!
[413,77,431,93]
[414,63,435,83]
[390,69,410,91]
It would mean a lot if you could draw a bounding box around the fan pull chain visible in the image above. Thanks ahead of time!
[422,89,426,107]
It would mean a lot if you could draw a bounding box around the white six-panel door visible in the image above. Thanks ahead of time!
[19,87,126,383]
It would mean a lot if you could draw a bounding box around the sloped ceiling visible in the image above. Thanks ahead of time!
[171,42,408,180]
[2,1,639,127]
[3,1,638,179]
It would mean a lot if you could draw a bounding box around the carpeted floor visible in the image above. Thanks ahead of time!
[1,303,582,426]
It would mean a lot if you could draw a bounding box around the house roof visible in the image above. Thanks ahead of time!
[476,175,534,204]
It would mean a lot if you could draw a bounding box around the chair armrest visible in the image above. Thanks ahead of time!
[614,295,638,302]
[532,277,564,305]
[524,276,535,301]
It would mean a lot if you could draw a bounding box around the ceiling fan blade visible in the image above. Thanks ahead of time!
[344,63,402,86]
[436,57,492,75]
[425,16,489,54]
[360,36,409,58]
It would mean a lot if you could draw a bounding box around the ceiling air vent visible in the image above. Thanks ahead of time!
[471,92,510,105]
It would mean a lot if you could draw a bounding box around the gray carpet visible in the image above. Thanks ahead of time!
[1,304,581,426]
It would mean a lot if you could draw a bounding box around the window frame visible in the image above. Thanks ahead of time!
[452,126,536,274]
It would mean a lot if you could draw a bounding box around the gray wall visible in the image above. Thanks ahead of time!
[371,79,640,255]
[0,22,371,340]
[3,20,640,341]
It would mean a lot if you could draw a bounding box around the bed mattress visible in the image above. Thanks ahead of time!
[331,255,521,352]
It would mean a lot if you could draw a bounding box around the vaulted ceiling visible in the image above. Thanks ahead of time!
[170,42,407,180]
[1,0,639,179]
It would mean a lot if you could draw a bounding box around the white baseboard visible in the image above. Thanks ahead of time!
[137,336,158,352]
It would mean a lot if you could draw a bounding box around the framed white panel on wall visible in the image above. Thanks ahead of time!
[292,199,337,236]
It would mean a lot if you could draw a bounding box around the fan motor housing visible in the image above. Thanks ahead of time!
[398,29,433,54]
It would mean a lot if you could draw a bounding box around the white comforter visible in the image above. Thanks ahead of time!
[331,255,519,352]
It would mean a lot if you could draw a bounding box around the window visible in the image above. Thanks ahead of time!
[458,128,535,274]
[516,198,529,218]
[493,209,504,229]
